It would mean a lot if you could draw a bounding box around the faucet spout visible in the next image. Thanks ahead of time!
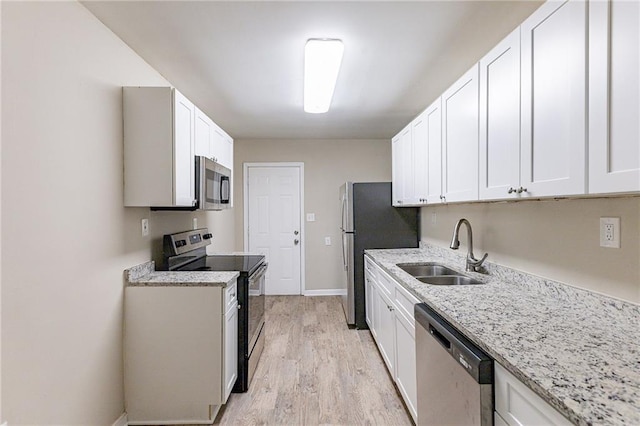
[449,218,488,272]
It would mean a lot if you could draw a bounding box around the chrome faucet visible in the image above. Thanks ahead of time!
[450,218,488,272]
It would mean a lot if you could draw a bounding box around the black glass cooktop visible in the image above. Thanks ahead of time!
[177,255,265,274]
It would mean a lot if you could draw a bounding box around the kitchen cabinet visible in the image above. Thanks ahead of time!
[195,107,234,171]
[124,87,196,208]
[375,278,396,375]
[442,64,480,203]
[411,110,428,205]
[588,0,640,194]
[365,255,419,423]
[520,0,587,198]
[479,29,522,201]
[495,363,572,426]
[392,135,403,206]
[424,98,443,204]
[392,124,414,206]
[124,282,238,424]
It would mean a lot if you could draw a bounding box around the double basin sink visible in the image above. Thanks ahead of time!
[397,263,483,286]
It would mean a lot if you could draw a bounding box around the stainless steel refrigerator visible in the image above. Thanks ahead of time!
[340,182,419,329]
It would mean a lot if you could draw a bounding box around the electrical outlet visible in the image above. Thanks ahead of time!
[192,217,198,230]
[141,218,149,237]
[325,237,331,246]
[600,217,620,248]
[306,213,316,222]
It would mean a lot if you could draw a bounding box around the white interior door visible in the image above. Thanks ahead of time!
[246,165,302,295]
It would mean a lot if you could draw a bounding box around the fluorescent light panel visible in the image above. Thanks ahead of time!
[304,39,344,114]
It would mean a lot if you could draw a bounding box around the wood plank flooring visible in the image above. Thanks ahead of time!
[215,296,413,426]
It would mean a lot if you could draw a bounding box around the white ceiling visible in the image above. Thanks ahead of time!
[82,1,542,140]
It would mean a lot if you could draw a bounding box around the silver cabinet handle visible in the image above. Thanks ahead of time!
[237,304,241,310]
[508,187,515,194]
[294,239,300,245]
[517,187,528,194]
[294,230,299,235]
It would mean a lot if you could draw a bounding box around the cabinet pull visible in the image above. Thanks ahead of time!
[507,187,515,194]
[517,187,528,194]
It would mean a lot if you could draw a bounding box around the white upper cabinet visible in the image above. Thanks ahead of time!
[520,0,587,198]
[412,110,429,205]
[442,64,480,203]
[213,124,234,171]
[124,87,195,208]
[392,124,414,206]
[588,0,640,194]
[425,98,443,204]
[194,106,214,159]
[195,107,234,171]
[392,134,403,206]
[479,29,522,201]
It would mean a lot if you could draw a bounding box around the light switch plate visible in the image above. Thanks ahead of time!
[324,237,331,246]
[306,213,316,222]
[141,218,149,237]
[600,217,620,248]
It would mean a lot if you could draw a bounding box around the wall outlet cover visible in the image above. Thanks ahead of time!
[141,218,149,237]
[306,213,316,222]
[599,217,620,248]
[325,237,331,246]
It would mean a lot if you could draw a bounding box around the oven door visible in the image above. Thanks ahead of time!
[248,263,267,352]
[196,156,231,210]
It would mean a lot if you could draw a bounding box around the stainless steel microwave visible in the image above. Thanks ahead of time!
[196,156,231,210]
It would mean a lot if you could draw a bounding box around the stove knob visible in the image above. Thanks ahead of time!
[203,233,213,240]
[175,240,187,248]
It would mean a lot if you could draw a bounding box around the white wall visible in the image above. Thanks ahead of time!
[234,139,391,293]
[421,197,640,303]
[1,2,233,424]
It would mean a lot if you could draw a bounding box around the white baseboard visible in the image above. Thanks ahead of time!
[303,289,347,296]
[112,413,128,426]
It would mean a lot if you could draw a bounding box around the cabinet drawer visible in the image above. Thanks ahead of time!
[364,256,378,281]
[225,281,238,312]
[495,363,571,426]
[394,283,420,325]
[377,268,395,296]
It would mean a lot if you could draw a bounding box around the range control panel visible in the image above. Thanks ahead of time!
[163,228,212,256]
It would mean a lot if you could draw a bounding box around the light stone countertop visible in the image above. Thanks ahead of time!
[365,245,640,426]
[125,261,239,287]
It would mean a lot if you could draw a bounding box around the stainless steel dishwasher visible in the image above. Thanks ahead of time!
[415,303,494,426]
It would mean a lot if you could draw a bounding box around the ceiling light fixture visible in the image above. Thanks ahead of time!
[304,38,344,114]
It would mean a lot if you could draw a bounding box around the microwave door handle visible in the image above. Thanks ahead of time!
[221,176,230,203]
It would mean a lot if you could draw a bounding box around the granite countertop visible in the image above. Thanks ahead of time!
[365,246,640,426]
[125,261,239,287]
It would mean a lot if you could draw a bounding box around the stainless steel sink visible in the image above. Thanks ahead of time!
[417,276,483,286]
[397,263,458,277]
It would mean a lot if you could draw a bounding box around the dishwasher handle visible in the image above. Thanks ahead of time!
[416,303,493,385]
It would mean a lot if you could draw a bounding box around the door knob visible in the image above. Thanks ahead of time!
[294,230,299,235]
[294,239,300,245]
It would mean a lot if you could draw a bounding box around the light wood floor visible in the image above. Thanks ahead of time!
[215,296,413,426]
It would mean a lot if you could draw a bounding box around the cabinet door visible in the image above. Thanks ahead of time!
[520,0,587,198]
[495,363,572,426]
[223,302,238,402]
[589,0,640,193]
[425,98,443,204]
[400,124,414,205]
[412,110,429,204]
[365,271,374,330]
[442,64,480,203]
[369,279,378,339]
[212,125,234,170]
[392,134,403,206]
[172,89,196,206]
[479,29,522,201]
[194,107,213,159]
[375,288,395,376]
[394,312,417,423]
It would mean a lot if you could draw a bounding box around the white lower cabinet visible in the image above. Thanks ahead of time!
[375,287,396,376]
[495,363,572,426]
[365,256,419,423]
[124,282,238,424]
